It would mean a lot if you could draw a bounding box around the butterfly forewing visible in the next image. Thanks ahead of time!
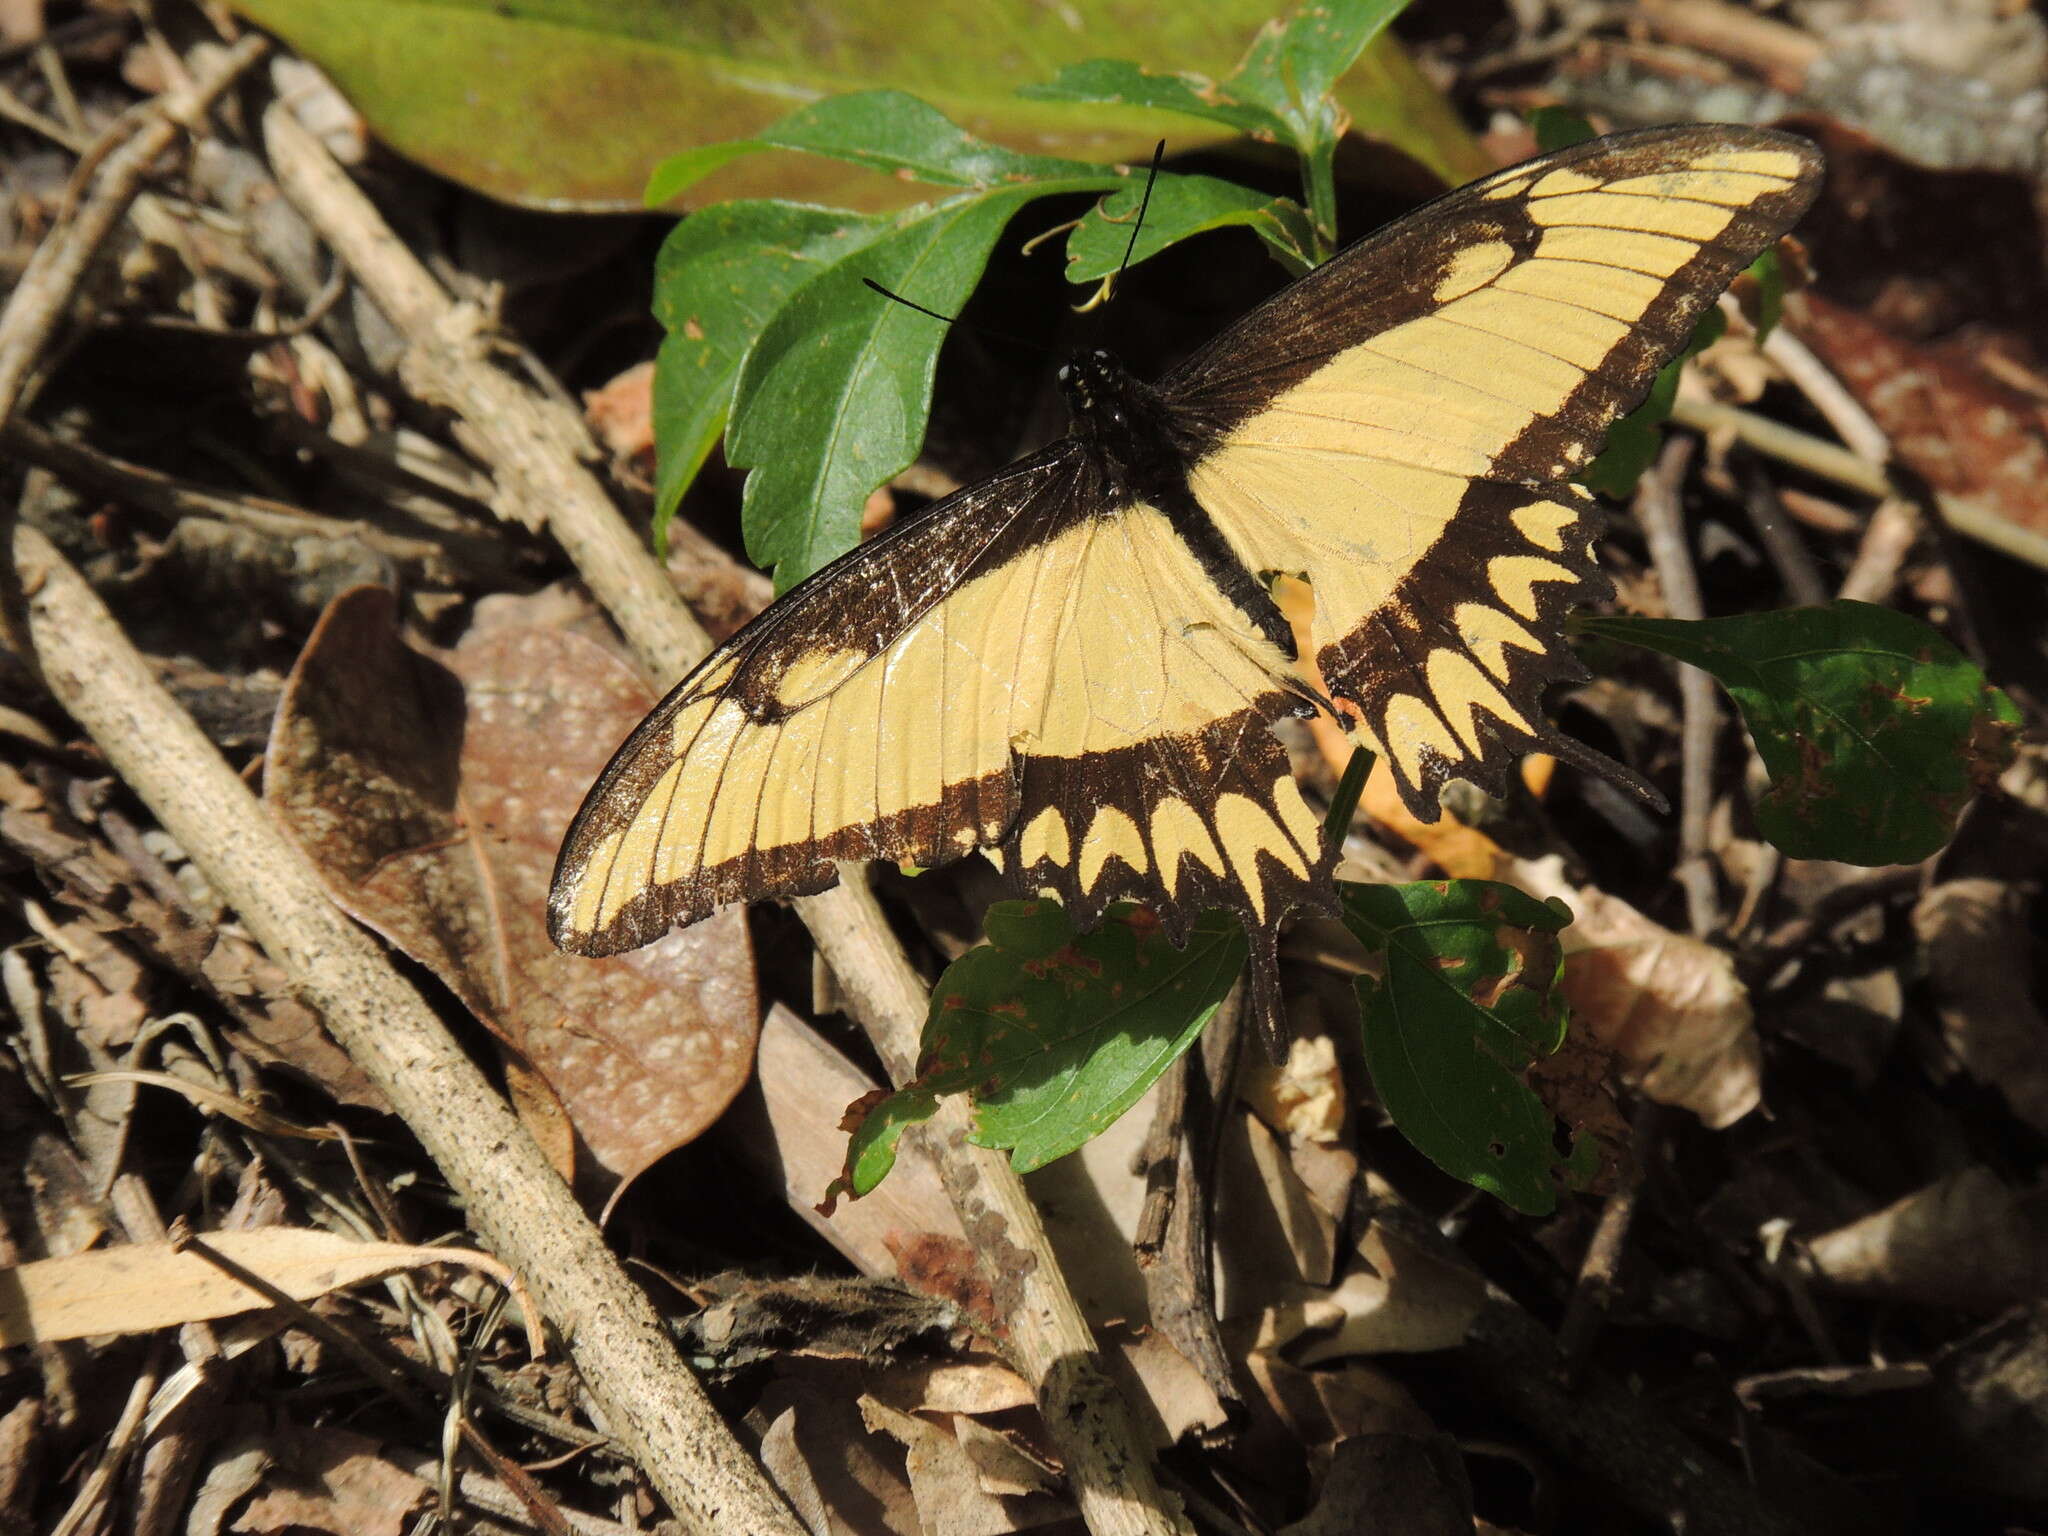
[1167,125,1822,811]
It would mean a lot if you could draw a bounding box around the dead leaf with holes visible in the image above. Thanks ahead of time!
[265,586,758,1210]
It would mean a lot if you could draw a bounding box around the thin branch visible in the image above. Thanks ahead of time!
[0,34,268,425]
[6,522,808,1536]
[1633,436,1720,937]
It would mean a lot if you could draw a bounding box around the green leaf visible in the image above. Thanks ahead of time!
[726,175,1117,589]
[1062,174,1318,282]
[1227,0,1408,143]
[838,903,1246,1196]
[649,202,891,555]
[1021,58,1285,141]
[232,0,1325,212]
[1578,307,1727,499]
[1324,745,1373,845]
[1582,601,2021,864]
[1742,247,1786,342]
[1223,0,1410,243]
[1528,105,1596,152]
[1343,880,1575,1214]
[647,89,1100,204]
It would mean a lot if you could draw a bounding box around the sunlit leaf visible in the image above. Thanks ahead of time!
[1582,602,2019,865]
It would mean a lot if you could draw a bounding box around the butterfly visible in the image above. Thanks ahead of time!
[550,124,1823,1057]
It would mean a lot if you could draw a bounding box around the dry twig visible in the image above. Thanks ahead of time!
[0,35,267,423]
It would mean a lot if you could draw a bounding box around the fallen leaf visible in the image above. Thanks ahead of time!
[1803,1167,2048,1311]
[859,1396,1069,1536]
[1240,1032,1346,1144]
[1514,855,1760,1128]
[266,587,758,1207]
[1276,1433,1473,1536]
[583,359,655,461]
[1914,878,2048,1136]
[1792,291,2048,561]
[230,1426,429,1536]
[0,1228,522,1346]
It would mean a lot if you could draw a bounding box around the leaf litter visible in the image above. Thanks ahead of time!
[3,3,2048,1534]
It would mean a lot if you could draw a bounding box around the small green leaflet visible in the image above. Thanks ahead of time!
[649,203,893,557]
[1343,880,1577,1215]
[1062,175,1319,284]
[1024,0,1411,252]
[1583,602,2018,865]
[832,902,1245,1200]
[644,92,1128,587]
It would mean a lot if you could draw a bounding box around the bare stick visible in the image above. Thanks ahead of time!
[1633,437,1720,937]
[263,87,1189,1536]
[7,523,806,1536]
[260,101,708,682]
[0,34,267,425]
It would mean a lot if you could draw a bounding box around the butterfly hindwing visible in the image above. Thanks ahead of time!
[1170,125,1822,811]
[550,448,1326,966]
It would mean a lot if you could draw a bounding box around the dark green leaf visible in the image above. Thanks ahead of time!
[725,173,1115,588]
[839,903,1245,1194]
[647,89,1101,203]
[1578,307,1727,499]
[1582,601,2020,864]
[1062,174,1317,282]
[649,202,891,554]
[1343,880,1575,1214]
[1528,106,1596,152]
[1020,58,1284,141]
[1324,745,1373,845]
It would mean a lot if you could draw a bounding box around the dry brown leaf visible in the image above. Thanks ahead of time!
[863,1357,1036,1419]
[1275,1433,1473,1536]
[759,1408,835,1536]
[1792,291,2048,547]
[1239,1356,1434,1452]
[1514,855,1759,1128]
[725,1004,967,1279]
[1803,1167,2048,1311]
[229,1426,429,1536]
[1284,1215,1485,1365]
[750,1366,923,1536]
[1240,1032,1346,1144]
[952,1418,1060,1498]
[1359,756,1505,879]
[583,359,656,461]
[1241,1112,1337,1289]
[858,1397,1070,1536]
[266,586,758,1207]
[0,1228,525,1346]
[1914,879,2048,1136]
[0,1397,41,1533]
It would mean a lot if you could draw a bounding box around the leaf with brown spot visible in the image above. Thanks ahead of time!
[266,587,757,1208]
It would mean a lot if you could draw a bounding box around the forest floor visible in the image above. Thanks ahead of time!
[1,3,2046,1535]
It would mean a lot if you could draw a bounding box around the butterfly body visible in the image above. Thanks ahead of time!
[551,126,1824,1058]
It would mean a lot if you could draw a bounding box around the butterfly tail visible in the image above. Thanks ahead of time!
[1245,935,1291,1064]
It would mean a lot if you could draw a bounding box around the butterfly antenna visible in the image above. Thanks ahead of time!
[862,277,1048,354]
[1076,140,1167,313]
[1116,140,1168,282]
